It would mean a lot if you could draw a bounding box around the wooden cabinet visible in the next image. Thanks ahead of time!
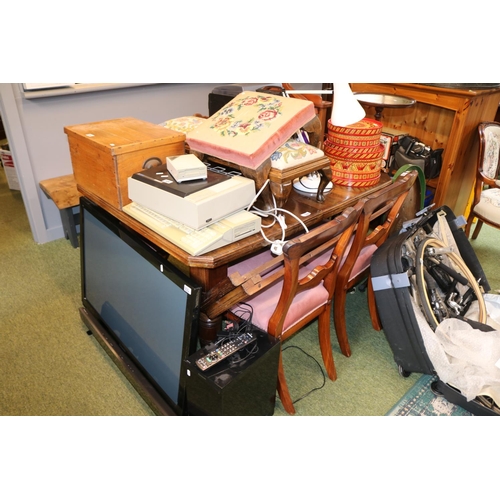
[350,83,500,216]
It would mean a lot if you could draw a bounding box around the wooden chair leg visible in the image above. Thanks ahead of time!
[318,306,337,380]
[277,350,295,415]
[465,214,474,238]
[471,219,483,240]
[367,276,382,331]
[333,286,352,357]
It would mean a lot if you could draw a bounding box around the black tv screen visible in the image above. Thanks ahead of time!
[80,197,201,415]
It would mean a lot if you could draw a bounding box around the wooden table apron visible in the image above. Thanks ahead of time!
[81,173,392,344]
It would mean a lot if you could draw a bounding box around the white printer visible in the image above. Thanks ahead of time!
[127,161,256,230]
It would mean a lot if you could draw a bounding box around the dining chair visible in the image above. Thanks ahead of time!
[333,170,419,358]
[282,83,332,148]
[465,121,500,239]
[218,203,362,415]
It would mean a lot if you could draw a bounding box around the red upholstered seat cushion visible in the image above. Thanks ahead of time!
[348,244,378,280]
[228,249,330,333]
[228,232,377,333]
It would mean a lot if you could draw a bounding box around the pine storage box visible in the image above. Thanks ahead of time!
[64,117,185,208]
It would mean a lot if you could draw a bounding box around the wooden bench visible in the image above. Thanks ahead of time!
[39,174,81,248]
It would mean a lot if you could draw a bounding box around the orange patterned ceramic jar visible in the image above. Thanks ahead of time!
[326,118,383,147]
[327,134,381,147]
[329,157,383,187]
[323,140,384,160]
[324,118,384,187]
[327,118,383,136]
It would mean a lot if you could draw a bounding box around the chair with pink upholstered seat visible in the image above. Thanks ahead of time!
[223,204,363,415]
[333,170,419,358]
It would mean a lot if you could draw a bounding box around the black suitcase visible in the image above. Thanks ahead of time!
[370,205,499,415]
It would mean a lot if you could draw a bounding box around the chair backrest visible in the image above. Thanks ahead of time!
[266,202,362,335]
[479,122,500,180]
[200,204,361,323]
[473,122,500,205]
[464,122,500,239]
[282,82,324,108]
[338,170,418,285]
[282,83,332,148]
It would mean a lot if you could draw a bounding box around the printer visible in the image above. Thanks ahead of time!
[127,160,256,230]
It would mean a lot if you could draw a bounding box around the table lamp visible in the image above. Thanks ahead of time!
[325,84,386,188]
[330,82,366,126]
[293,83,366,194]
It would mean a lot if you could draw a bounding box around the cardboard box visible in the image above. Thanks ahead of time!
[64,117,185,208]
[0,149,20,190]
[380,127,409,172]
[381,127,408,160]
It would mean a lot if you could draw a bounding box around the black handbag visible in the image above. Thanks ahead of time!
[394,135,443,179]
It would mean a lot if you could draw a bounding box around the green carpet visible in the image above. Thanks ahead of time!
[0,167,154,416]
[272,291,420,416]
[1,164,498,416]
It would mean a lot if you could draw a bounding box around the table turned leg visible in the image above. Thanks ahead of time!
[191,266,229,346]
[198,313,222,347]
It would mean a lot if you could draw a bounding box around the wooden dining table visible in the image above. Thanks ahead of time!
[82,172,393,344]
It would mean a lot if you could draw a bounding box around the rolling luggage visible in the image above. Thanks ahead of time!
[370,205,500,415]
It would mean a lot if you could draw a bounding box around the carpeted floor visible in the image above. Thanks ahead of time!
[0,167,154,416]
[1,164,498,416]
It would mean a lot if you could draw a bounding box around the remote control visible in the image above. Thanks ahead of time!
[195,332,257,371]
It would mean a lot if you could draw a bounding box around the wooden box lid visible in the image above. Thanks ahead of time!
[64,117,185,156]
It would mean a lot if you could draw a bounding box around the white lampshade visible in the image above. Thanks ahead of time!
[330,83,366,126]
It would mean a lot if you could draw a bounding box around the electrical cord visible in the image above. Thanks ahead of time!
[223,308,326,407]
[204,304,260,377]
[251,202,309,254]
[252,205,309,236]
[228,341,259,367]
[245,178,309,253]
[281,345,326,405]
[245,179,270,212]
[228,302,254,330]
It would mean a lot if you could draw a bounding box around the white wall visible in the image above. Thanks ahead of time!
[0,83,230,243]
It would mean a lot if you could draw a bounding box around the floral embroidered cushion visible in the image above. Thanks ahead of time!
[186,91,315,169]
[160,116,207,135]
[481,188,500,208]
[270,140,324,170]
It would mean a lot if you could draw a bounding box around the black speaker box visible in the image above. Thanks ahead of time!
[208,85,243,116]
[185,329,280,416]
[208,93,234,116]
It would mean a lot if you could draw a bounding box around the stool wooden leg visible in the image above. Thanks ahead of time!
[60,207,79,248]
[269,180,292,208]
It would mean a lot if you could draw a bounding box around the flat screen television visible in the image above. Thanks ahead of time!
[79,197,201,415]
